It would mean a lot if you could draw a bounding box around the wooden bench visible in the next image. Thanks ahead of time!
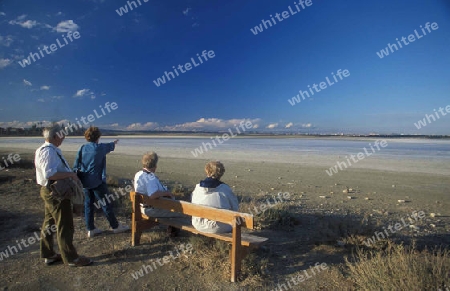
[130,191,268,282]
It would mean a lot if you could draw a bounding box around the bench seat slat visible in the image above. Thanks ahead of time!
[156,218,268,247]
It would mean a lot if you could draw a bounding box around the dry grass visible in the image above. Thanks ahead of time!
[106,178,450,289]
[187,235,270,287]
[342,241,450,290]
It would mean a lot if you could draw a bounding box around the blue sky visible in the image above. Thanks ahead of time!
[0,0,449,134]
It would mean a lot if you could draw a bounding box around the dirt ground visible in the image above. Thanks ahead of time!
[0,150,449,290]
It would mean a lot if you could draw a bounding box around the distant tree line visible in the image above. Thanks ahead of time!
[0,122,87,136]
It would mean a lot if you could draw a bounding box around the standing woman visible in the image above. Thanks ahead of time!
[74,126,129,237]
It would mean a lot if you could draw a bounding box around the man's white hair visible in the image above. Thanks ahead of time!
[43,124,63,142]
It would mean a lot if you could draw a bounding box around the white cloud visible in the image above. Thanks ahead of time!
[23,79,32,86]
[73,88,95,99]
[20,20,37,28]
[0,35,14,47]
[40,85,50,90]
[9,15,38,29]
[0,59,12,69]
[34,95,63,103]
[285,122,293,128]
[126,122,159,130]
[266,123,278,129]
[56,12,63,16]
[302,123,312,128]
[105,118,261,132]
[182,8,191,15]
[0,12,6,16]
[54,20,79,33]
[161,118,261,132]
[99,123,121,130]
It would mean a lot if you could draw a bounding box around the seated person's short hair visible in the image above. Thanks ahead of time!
[84,126,101,142]
[205,161,225,179]
[142,152,158,169]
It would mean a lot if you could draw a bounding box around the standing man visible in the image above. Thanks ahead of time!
[35,125,92,267]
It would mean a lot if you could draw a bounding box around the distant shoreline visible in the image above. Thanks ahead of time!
[1,134,450,141]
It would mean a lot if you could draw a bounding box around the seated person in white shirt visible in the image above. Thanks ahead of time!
[191,161,239,233]
[133,152,184,220]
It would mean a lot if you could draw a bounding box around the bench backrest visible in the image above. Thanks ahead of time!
[130,191,254,229]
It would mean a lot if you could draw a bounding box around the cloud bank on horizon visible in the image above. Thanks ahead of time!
[0,0,449,134]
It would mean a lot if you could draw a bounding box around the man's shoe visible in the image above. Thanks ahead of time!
[44,254,62,265]
[87,228,103,238]
[68,256,93,267]
[113,224,130,234]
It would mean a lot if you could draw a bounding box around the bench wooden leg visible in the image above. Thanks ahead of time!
[131,220,159,246]
[229,245,252,282]
[131,220,141,246]
[230,218,242,282]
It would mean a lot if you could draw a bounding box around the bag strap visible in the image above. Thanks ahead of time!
[76,146,83,171]
[42,145,71,170]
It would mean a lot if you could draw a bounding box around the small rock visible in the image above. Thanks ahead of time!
[347,196,353,199]
[330,191,334,194]
[343,189,348,193]
[271,188,275,190]
[277,177,282,180]
[392,185,396,188]
[365,197,370,200]
[430,213,436,218]
[398,199,406,203]
[430,224,436,228]
[336,241,345,247]
[409,225,420,231]
[319,195,327,199]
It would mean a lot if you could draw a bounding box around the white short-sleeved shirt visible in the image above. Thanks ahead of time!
[133,170,167,197]
[35,142,72,186]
